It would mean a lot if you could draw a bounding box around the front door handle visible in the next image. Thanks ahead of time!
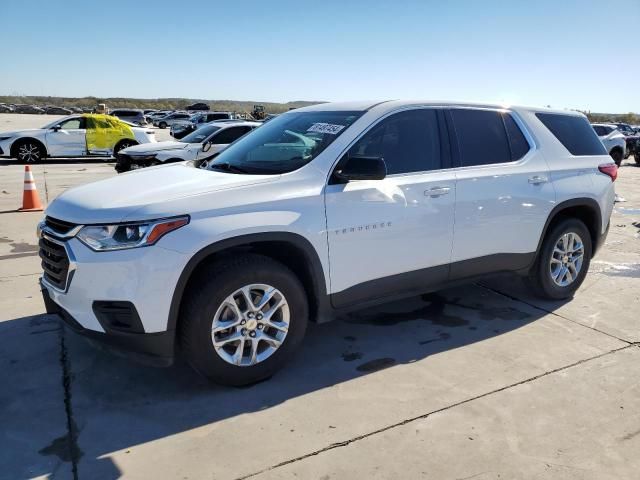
[425,186,451,197]
[528,175,549,185]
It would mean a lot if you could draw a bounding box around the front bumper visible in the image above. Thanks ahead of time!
[42,282,175,366]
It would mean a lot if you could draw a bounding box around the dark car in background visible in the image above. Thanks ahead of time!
[609,122,639,159]
[109,108,147,126]
[170,111,236,138]
[14,104,45,114]
[45,106,73,115]
[186,102,210,111]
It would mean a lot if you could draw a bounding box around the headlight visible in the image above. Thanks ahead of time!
[76,216,189,251]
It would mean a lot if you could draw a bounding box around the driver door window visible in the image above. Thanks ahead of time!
[348,109,443,174]
[58,117,86,130]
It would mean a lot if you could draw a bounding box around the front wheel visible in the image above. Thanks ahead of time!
[159,122,167,129]
[14,140,45,163]
[635,154,640,166]
[526,218,592,300]
[179,254,308,386]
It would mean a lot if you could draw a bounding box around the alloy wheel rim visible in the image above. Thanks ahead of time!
[18,143,40,162]
[211,284,290,367]
[549,232,584,287]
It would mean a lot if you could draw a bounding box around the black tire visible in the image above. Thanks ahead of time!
[114,158,131,173]
[526,218,592,300]
[179,254,308,386]
[610,148,623,166]
[159,122,167,129]
[635,154,640,166]
[12,139,46,163]
[113,139,137,157]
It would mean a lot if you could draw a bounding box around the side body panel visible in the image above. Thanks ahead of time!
[450,108,556,263]
[46,127,86,156]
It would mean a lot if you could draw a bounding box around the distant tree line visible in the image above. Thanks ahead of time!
[583,111,639,124]
[0,96,322,114]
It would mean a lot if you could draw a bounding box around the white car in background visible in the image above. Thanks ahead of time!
[153,112,191,129]
[115,120,260,172]
[592,123,626,166]
[0,114,156,162]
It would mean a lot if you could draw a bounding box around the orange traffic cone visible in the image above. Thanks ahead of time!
[18,165,44,212]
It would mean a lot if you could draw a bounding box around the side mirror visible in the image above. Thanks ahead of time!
[52,124,62,132]
[202,141,212,152]
[333,156,386,182]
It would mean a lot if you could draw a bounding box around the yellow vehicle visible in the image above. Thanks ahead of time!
[0,114,156,162]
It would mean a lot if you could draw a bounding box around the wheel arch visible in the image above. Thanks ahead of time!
[536,198,603,257]
[168,232,330,335]
[114,138,138,153]
[610,145,624,155]
[10,137,48,158]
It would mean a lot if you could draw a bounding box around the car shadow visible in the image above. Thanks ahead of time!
[3,275,568,479]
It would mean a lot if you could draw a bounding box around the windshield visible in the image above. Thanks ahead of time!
[206,110,362,174]
[182,124,221,143]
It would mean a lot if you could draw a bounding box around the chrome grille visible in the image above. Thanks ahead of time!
[39,235,70,290]
[44,216,77,236]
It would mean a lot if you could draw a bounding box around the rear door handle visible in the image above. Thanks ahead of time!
[425,186,451,197]
[528,175,548,185]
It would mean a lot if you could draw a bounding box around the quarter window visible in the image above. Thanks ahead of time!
[536,113,606,156]
[348,109,442,175]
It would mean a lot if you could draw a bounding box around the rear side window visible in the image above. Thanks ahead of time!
[503,114,530,160]
[536,113,606,156]
[450,109,511,166]
[349,109,442,175]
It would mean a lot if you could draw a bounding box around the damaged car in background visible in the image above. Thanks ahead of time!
[115,120,259,172]
[0,114,156,162]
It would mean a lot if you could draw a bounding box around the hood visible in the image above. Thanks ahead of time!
[46,163,278,224]
[121,141,187,154]
[0,129,44,138]
[603,131,625,140]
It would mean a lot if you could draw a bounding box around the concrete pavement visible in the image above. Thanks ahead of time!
[0,115,638,479]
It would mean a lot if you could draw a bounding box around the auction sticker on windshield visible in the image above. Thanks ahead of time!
[307,123,345,134]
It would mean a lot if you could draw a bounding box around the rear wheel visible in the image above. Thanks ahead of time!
[13,140,45,163]
[610,147,623,166]
[113,139,137,157]
[180,254,308,386]
[159,121,168,129]
[527,218,592,300]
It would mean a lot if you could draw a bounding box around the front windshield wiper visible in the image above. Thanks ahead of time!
[209,162,250,174]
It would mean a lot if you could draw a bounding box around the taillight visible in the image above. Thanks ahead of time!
[598,164,617,182]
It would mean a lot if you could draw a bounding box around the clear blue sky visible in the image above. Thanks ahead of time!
[1,0,638,112]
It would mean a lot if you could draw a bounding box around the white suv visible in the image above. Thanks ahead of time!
[39,101,616,385]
